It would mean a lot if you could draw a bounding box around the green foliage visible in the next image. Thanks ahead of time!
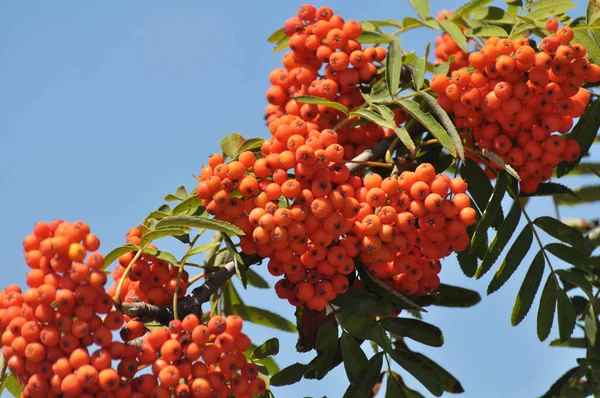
[294,95,349,115]
[511,251,545,326]
[385,39,403,98]
[341,332,369,385]
[379,318,444,347]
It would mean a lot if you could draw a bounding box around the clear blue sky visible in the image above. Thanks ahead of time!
[0,1,595,397]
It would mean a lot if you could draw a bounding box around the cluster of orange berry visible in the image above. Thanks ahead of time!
[1,220,136,397]
[434,10,469,72]
[107,227,189,308]
[431,23,600,193]
[127,314,265,397]
[265,4,407,160]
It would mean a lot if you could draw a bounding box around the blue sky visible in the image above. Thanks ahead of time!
[0,1,595,397]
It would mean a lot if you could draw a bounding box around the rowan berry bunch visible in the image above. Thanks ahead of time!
[130,314,266,397]
[434,10,469,72]
[431,23,600,193]
[265,4,400,159]
[1,221,135,398]
[107,227,189,308]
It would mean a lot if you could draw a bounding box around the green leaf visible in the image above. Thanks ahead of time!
[397,99,456,157]
[433,284,481,307]
[0,373,24,397]
[379,318,444,347]
[272,35,290,54]
[220,133,245,159]
[294,95,349,115]
[539,367,579,398]
[351,108,392,128]
[414,354,465,393]
[234,138,264,158]
[232,305,297,332]
[142,247,179,265]
[557,288,577,342]
[341,332,369,385]
[433,55,454,76]
[165,185,189,201]
[589,0,600,25]
[386,39,402,98]
[417,92,464,160]
[471,6,516,23]
[181,242,221,264]
[464,25,509,37]
[315,323,338,379]
[456,249,477,278]
[438,20,468,52]
[471,173,507,252]
[386,374,407,398]
[586,304,598,347]
[140,227,189,247]
[338,311,392,351]
[408,0,430,20]
[487,225,533,295]
[356,265,426,311]
[450,0,494,19]
[411,42,429,91]
[557,99,600,176]
[390,350,444,397]
[524,182,578,199]
[478,149,521,180]
[549,337,587,348]
[222,234,246,288]
[156,215,244,236]
[534,216,585,251]
[172,196,205,216]
[555,269,593,296]
[267,28,285,43]
[270,363,312,387]
[357,31,392,44]
[252,338,280,360]
[526,4,576,20]
[331,287,393,316]
[546,243,590,269]
[537,273,558,342]
[102,244,138,270]
[342,352,384,398]
[477,201,521,279]
[460,158,503,229]
[511,250,545,326]
[555,185,600,206]
[246,268,269,289]
[370,104,416,153]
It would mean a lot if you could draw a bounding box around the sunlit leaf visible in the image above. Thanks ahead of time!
[220,133,245,159]
[408,0,431,20]
[411,42,430,91]
[438,20,468,52]
[156,215,244,236]
[294,95,349,115]
[464,25,509,37]
[417,92,464,160]
[386,39,403,98]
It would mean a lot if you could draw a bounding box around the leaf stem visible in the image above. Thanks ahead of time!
[174,229,208,320]
[209,289,223,318]
[114,243,151,305]
[340,160,393,168]
[187,272,206,288]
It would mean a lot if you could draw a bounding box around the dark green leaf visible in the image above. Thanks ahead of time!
[477,200,521,278]
[252,338,280,359]
[557,288,577,342]
[537,274,558,342]
[549,337,587,348]
[555,269,593,296]
[398,99,456,157]
[557,99,600,176]
[408,0,430,20]
[411,42,429,91]
[386,39,402,98]
[471,173,507,252]
[379,318,443,347]
[370,104,416,153]
[417,92,464,160]
[487,225,534,295]
[246,268,269,289]
[386,373,407,398]
[232,305,296,332]
[356,265,425,311]
[438,20,468,52]
[534,216,585,251]
[526,4,577,20]
[511,250,545,326]
[220,133,245,159]
[522,182,578,199]
[102,244,138,270]
[315,323,338,379]
[390,350,444,397]
[294,95,349,115]
[554,185,600,206]
[586,304,598,347]
[456,250,477,278]
[342,352,384,398]
[338,311,392,351]
[331,287,393,316]
[156,215,244,236]
[464,25,509,37]
[414,354,465,393]
[460,158,504,229]
[222,281,243,317]
[433,284,481,307]
[539,367,579,398]
[140,227,189,247]
[270,363,312,386]
[341,332,368,385]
